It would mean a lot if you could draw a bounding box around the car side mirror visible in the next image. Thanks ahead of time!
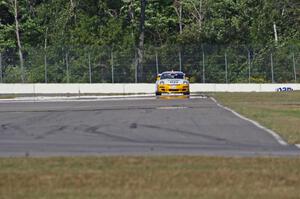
[156,74,161,81]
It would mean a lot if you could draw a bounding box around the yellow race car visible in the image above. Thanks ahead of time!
[155,71,190,96]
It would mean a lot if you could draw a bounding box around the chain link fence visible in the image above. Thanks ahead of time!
[0,44,299,83]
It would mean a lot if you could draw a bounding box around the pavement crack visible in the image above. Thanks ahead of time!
[85,126,139,143]
[35,126,68,140]
[140,124,229,143]
[1,124,9,131]
[129,123,138,129]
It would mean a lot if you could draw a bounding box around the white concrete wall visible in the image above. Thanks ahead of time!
[0,83,299,95]
[0,84,35,94]
[79,84,125,94]
[191,83,300,92]
[34,84,80,94]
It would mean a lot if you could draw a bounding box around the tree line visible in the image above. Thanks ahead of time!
[0,0,299,83]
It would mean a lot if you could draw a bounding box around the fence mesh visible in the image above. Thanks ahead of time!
[0,45,299,83]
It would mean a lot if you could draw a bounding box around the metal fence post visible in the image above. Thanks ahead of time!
[99,55,103,83]
[88,53,92,83]
[66,52,70,83]
[44,50,47,83]
[111,50,114,83]
[179,51,182,71]
[0,52,2,83]
[134,50,137,83]
[155,51,159,75]
[225,52,228,83]
[292,53,297,83]
[248,50,251,83]
[202,48,205,83]
[44,27,48,83]
[270,53,274,83]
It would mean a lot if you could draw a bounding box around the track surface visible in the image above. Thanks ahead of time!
[0,96,299,157]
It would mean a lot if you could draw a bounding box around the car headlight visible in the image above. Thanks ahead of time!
[183,80,189,84]
[159,81,165,85]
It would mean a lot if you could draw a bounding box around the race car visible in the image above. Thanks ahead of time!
[155,71,190,96]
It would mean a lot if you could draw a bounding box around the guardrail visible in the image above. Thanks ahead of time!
[0,83,299,95]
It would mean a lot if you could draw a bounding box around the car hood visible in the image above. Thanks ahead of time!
[158,79,188,84]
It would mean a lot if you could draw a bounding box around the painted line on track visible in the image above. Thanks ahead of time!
[0,95,155,103]
[210,97,288,146]
[0,94,207,103]
[156,106,189,110]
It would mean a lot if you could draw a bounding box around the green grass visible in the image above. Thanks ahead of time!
[1,156,300,199]
[0,95,16,99]
[212,92,300,144]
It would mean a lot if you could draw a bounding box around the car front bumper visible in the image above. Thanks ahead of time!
[157,84,190,94]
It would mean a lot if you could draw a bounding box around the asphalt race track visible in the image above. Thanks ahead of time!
[0,95,299,157]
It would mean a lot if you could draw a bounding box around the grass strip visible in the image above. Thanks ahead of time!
[0,156,300,199]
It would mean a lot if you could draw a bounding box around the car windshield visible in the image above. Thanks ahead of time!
[160,73,184,79]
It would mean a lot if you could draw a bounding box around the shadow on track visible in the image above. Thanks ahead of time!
[156,95,190,100]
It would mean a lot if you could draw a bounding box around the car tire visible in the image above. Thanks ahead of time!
[155,92,161,96]
[183,92,190,95]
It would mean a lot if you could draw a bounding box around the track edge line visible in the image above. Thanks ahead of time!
[210,97,288,146]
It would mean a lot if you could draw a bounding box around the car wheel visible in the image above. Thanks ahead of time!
[155,92,161,96]
[183,92,190,95]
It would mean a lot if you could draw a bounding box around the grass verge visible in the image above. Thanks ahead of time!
[0,95,16,99]
[1,156,300,199]
[211,92,300,144]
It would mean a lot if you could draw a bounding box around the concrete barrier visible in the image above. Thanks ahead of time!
[0,83,299,95]
[35,84,80,94]
[0,84,35,94]
[191,83,300,92]
[260,84,300,92]
[78,84,125,94]
[123,84,154,94]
